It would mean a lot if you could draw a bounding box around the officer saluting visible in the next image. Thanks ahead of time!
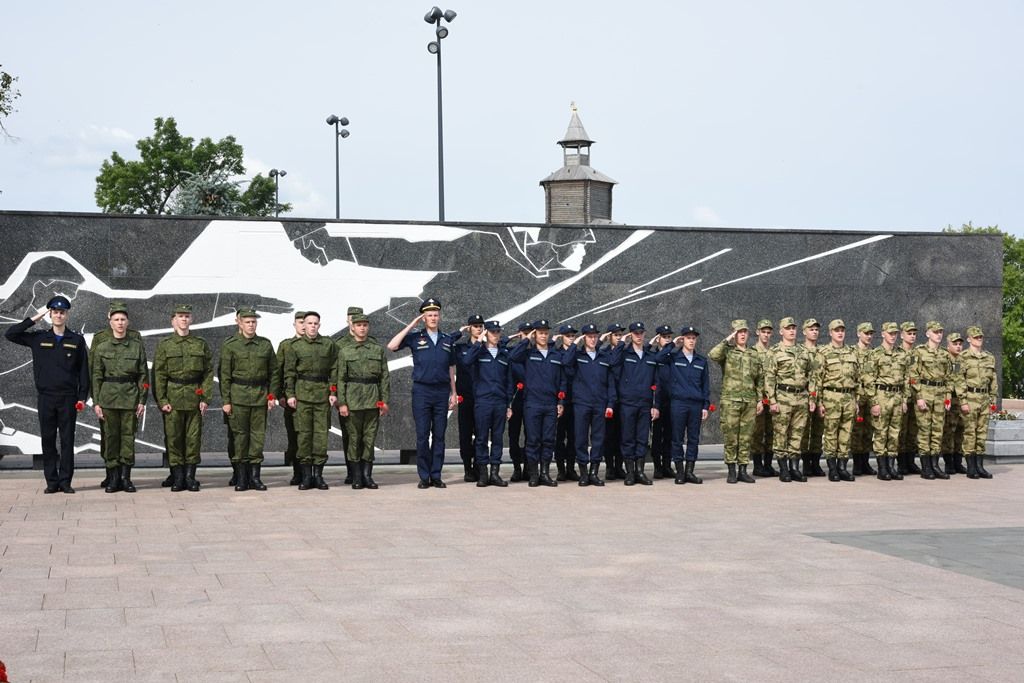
[5,296,89,493]
[387,297,461,489]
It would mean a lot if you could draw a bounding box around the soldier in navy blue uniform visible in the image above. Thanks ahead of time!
[650,324,675,479]
[455,314,485,482]
[505,322,532,481]
[653,326,711,484]
[602,323,627,479]
[562,323,618,487]
[4,296,90,494]
[458,320,512,487]
[612,322,661,486]
[508,319,566,487]
[553,324,580,481]
[387,298,461,488]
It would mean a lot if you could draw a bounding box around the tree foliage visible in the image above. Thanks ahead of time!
[94,117,290,217]
[0,65,21,137]
[944,221,1024,397]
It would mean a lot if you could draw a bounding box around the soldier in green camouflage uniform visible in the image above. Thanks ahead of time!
[896,321,922,475]
[708,320,764,484]
[850,322,876,475]
[335,306,365,485]
[941,332,968,475]
[814,319,860,482]
[154,304,214,492]
[750,319,776,477]
[284,311,338,491]
[219,308,277,492]
[91,302,148,494]
[799,319,827,477]
[764,317,815,483]
[860,322,910,481]
[336,313,391,490]
[958,326,997,479]
[909,321,952,480]
[274,311,306,485]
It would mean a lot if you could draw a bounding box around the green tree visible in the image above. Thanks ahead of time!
[1,65,21,137]
[94,117,290,216]
[944,222,1023,397]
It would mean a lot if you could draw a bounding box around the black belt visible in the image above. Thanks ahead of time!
[344,377,378,384]
[298,374,329,382]
[168,375,203,384]
[917,379,944,387]
[966,386,988,393]
[103,375,138,383]
[876,383,902,392]
[776,383,807,393]
[823,386,856,394]
[230,377,268,387]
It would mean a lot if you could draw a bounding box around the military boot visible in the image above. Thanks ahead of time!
[663,454,676,479]
[852,453,865,476]
[555,457,567,482]
[351,460,365,489]
[862,453,877,475]
[313,465,329,490]
[764,452,778,476]
[162,469,175,488]
[234,463,249,492]
[779,457,792,482]
[976,454,993,479]
[298,464,314,490]
[120,465,136,493]
[920,454,936,480]
[170,465,186,492]
[229,463,238,487]
[675,460,687,484]
[604,454,617,481]
[539,460,558,487]
[889,456,904,480]
[476,463,489,488]
[838,458,855,481]
[624,460,637,486]
[966,455,980,479]
[726,462,738,484]
[249,464,267,491]
[344,461,355,486]
[527,461,540,487]
[364,462,379,489]
[941,454,955,476]
[953,453,968,474]
[807,454,826,477]
[565,460,580,481]
[931,455,949,480]
[876,456,891,481]
[636,459,653,486]
[104,467,121,494]
[290,462,303,486]
[463,457,477,483]
[578,462,591,487]
[738,464,755,483]
[684,460,703,484]
[790,458,806,482]
[185,465,200,492]
[905,452,923,475]
[827,457,840,482]
[653,453,666,479]
[511,456,524,483]
[751,452,767,478]
[488,463,507,487]
[614,454,627,480]
[588,461,605,486]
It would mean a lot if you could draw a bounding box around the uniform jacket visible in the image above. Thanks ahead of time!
[708,340,763,402]
[5,317,89,399]
[814,344,861,402]
[283,335,338,403]
[335,337,390,410]
[860,345,911,403]
[653,343,709,408]
[613,342,661,407]
[956,349,997,407]
[508,342,567,408]
[909,344,952,402]
[458,342,514,405]
[153,333,214,409]
[561,344,617,410]
[764,342,815,403]
[218,333,277,407]
[273,336,300,399]
[399,329,461,386]
[91,335,148,409]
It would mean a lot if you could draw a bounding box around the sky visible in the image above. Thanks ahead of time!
[1,1,1021,234]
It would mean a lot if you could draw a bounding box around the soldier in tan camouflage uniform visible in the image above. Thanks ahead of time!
[909,321,952,480]
[941,332,968,475]
[750,319,776,477]
[896,321,922,475]
[708,320,764,484]
[814,319,860,482]
[764,317,815,483]
[799,319,827,477]
[850,322,877,475]
[861,322,910,481]
[957,326,997,479]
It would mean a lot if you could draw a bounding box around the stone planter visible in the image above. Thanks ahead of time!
[986,418,1024,463]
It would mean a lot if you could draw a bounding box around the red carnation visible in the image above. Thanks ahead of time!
[856,415,865,423]
[516,382,524,390]
[605,408,613,418]
[650,385,657,391]
[266,393,275,401]
[330,385,337,392]
[991,404,998,412]
[557,391,566,400]
[376,401,386,409]
[810,391,817,398]
[195,388,204,396]
[762,398,770,406]
[456,395,464,404]
[708,404,716,412]
[944,398,951,407]
[909,379,916,385]
[75,401,85,412]
[142,383,150,389]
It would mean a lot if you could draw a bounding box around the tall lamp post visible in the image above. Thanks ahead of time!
[326,114,350,219]
[268,168,287,217]
[425,6,456,222]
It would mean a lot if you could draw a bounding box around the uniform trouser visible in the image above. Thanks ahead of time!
[620,403,653,461]
[228,404,267,464]
[100,407,137,467]
[800,410,824,456]
[295,400,330,466]
[871,392,904,456]
[555,403,575,466]
[524,403,558,464]
[346,408,379,463]
[574,403,606,464]
[941,397,965,455]
[602,410,621,461]
[651,400,672,458]
[336,411,351,462]
[164,408,203,467]
[720,399,756,465]
[851,398,873,455]
[961,394,991,455]
[821,391,856,457]
[458,396,475,465]
[413,383,449,480]
[898,405,918,454]
[223,411,236,462]
[915,388,947,456]
[508,396,525,463]
[772,393,809,459]
[670,399,703,462]
[37,393,77,486]
[474,400,506,466]
[751,408,772,459]
[283,404,298,464]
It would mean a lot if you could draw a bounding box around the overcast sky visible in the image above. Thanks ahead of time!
[1,1,1021,234]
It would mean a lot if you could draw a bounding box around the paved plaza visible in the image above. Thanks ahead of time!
[2,461,1023,682]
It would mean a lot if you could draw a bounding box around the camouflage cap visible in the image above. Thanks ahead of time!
[350,313,370,324]
[828,319,845,331]
[803,318,820,329]
[900,321,917,332]
[294,310,307,319]
[857,322,874,334]
[237,308,260,319]
[947,332,964,343]
[967,325,984,338]
[926,320,944,332]
[731,319,749,332]
[778,316,797,328]
[347,306,364,316]
[173,303,192,315]
[108,301,129,316]
[881,321,900,333]
[757,318,773,330]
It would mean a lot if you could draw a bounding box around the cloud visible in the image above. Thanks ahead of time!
[692,205,725,227]
[245,156,327,218]
[42,124,137,170]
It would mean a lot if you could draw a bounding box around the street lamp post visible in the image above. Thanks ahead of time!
[325,114,350,220]
[425,6,456,223]
[269,168,287,217]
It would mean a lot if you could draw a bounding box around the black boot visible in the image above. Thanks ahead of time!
[100,471,109,489]
[827,457,840,482]
[764,453,778,476]
[941,454,955,476]
[589,461,605,486]
[684,460,703,484]
[229,463,238,487]
[726,462,738,484]
[488,463,507,487]
[852,453,865,476]
[966,455,980,479]
[750,452,764,477]
[104,467,121,493]
[876,456,891,481]
[313,465,329,490]
[464,458,477,483]
[604,455,617,481]
[527,461,540,487]
[185,465,200,492]
[779,457,792,482]
[170,465,186,492]
[539,460,558,487]
[624,460,636,486]
[838,458,855,482]
[738,464,755,483]
[344,461,355,486]
[578,462,591,487]
[364,461,379,489]
[636,459,653,485]
[290,462,302,486]
[976,454,993,479]
[807,454,826,477]
[614,454,627,480]
[298,464,314,490]
[162,469,175,488]
[120,465,136,493]
[234,463,249,491]
[931,455,949,480]
[249,464,267,491]
[653,453,666,479]
[476,463,489,488]
[351,460,365,489]
[511,457,524,483]
[920,454,936,480]
[790,458,806,482]
[663,454,676,479]
[953,453,968,475]
[862,453,877,475]
[905,452,922,475]
[555,458,567,482]
[889,456,903,480]
[674,460,687,484]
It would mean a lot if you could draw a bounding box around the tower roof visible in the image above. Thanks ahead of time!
[559,103,594,147]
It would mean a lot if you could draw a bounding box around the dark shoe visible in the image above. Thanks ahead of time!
[942,454,955,476]
[476,463,490,488]
[555,459,567,482]
[417,478,431,489]
[298,464,314,490]
[162,470,175,488]
[953,454,968,475]
[344,461,355,486]
[364,462,379,490]
[764,454,778,476]
[170,466,186,492]
[578,463,591,487]
[674,461,687,484]
[44,482,60,494]
[738,464,755,483]
[488,463,507,487]
[104,467,121,493]
[653,458,666,479]
[186,465,200,492]
[790,459,806,482]
[430,478,447,488]
[249,464,267,491]
[726,462,738,484]
[234,463,249,491]
[806,455,826,477]
[838,458,855,482]
[966,455,979,479]
[99,472,109,489]
[589,462,605,486]
[289,463,303,486]
[931,455,949,480]
[827,457,840,482]
[464,459,477,483]
[228,464,238,487]
[636,459,653,485]
[604,457,618,481]
[313,465,329,490]
[976,455,993,479]
[779,458,792,482]
[120,465,137,493]
[684,460,703,485]
[876,456,891,481]
[59,482,76,494]
[565,463,580,481]
[351,461,365,489]
[852,453,865,476]
[624,460,636,486]
[920,454,936,480]
[539,460,558,487]
[511,460,524,482]
[888,456,903,480]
